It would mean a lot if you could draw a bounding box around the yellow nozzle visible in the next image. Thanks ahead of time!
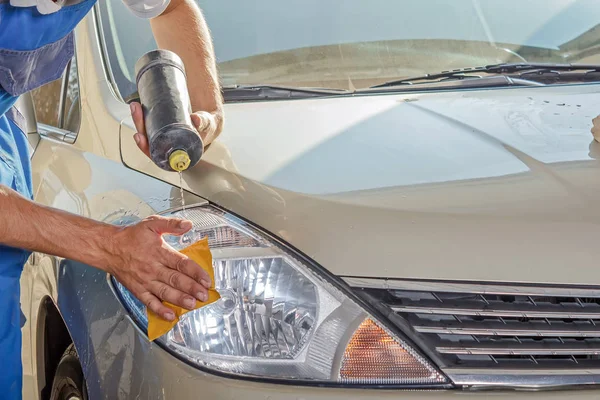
[169,150,191,172]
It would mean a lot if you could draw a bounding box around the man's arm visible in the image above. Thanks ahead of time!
[131,0,223,155]
[0,185,210,321]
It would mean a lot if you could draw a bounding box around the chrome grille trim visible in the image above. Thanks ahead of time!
[414,321,600,337]
[392,300,600,319]
[446,369,600,389]
[436,343,600,356]
[344,277,600,298]
[344,277,600,389]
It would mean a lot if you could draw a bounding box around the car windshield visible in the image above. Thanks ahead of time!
[98,0,600,100]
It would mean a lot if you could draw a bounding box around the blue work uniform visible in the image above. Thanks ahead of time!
[0,2,95,398]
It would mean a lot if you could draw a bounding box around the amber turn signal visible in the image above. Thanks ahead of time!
[339,318,445,384]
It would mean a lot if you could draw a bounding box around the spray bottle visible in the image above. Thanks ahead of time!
[134,49,203,172]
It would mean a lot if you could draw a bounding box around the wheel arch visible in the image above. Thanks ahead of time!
[35,296,74,400]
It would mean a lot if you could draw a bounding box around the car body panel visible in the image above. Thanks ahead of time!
[19,8,600,400]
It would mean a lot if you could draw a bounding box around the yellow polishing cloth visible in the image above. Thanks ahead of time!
[147,237,220,341]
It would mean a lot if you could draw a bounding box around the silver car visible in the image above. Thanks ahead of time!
[20,1,600,399]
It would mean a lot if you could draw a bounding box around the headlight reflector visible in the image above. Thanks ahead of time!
[113,205,446,385]
[170,255,317,359]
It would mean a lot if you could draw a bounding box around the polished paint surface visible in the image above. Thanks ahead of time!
[122,84,600,286]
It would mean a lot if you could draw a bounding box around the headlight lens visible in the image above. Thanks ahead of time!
[113,205,446,385]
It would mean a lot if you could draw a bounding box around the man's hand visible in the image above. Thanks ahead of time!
[592,115,600,143]
[130,102,222,158]
[108,215,211,321]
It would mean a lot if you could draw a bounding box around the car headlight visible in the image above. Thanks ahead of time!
[112,204,447,386]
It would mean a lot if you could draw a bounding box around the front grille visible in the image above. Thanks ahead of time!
[346,278,600,378]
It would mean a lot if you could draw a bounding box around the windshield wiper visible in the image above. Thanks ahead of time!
[369,63,600,89]
[125,85,350,104]
[222,84,351,101]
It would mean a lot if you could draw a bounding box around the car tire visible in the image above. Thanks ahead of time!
[49,344,88,400]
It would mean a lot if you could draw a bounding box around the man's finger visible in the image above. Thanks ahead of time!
[138,291,175,321]
[131,102,151,157]
[131,102,145,134]
[164,252,211,288]
[134,132,150,158]
[145,215,192,235]
[191,112,215,141]
[191,111,211,131]
[157,265,208,302]
[148,280,200,310]
[178,257,211,288]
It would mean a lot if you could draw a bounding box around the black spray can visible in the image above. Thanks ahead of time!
[135,49,203,172]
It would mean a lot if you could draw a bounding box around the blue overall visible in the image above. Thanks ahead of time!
[0,2,95,398]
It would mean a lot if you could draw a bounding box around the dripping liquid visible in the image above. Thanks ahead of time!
[179,171,186,216]
[178,171,198,246]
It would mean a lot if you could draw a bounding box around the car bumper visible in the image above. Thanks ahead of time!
[57,262,600,400]
[80,315,600,400]
[86,328,600,400]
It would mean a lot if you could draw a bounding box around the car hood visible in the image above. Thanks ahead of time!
[124,84,600,285]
